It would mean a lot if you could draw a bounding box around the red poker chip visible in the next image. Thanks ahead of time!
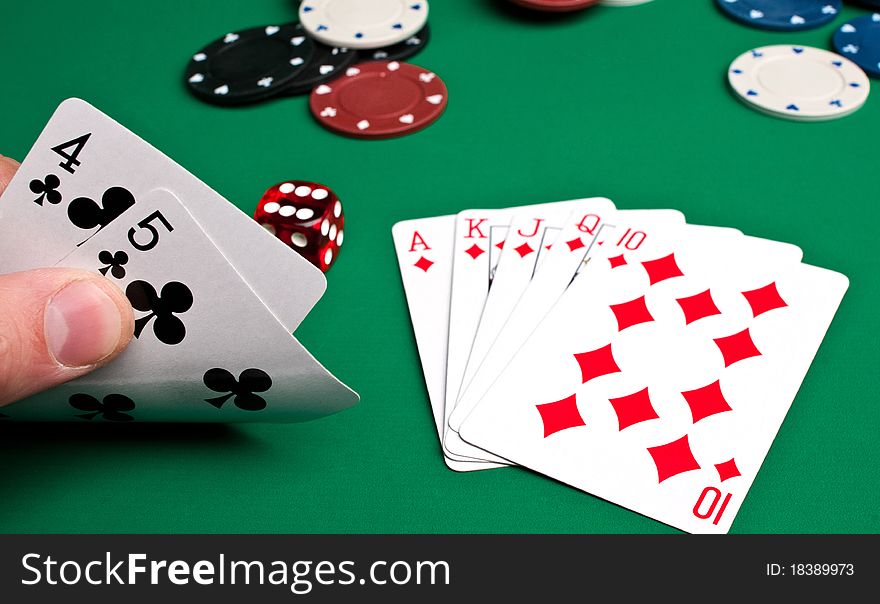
[309,61,448,139]
[508,0,600,12]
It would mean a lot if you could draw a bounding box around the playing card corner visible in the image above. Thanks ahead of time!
[57,97,97,115]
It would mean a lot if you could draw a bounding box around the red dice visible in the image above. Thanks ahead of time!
[254,181,345,272]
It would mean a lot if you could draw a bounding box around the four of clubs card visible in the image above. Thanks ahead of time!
[0,99,358,423]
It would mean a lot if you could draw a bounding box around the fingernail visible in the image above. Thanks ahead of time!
[45,280,125,367]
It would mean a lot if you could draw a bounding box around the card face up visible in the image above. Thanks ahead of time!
[0,99,358,422]
[394,200,848,533]
[0,98,325,332]
[393,216,505,471]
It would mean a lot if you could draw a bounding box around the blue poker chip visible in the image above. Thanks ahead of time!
[833,13,880,79]
[715,0,842,31]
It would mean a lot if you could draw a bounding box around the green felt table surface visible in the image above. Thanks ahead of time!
[1,0,878,534]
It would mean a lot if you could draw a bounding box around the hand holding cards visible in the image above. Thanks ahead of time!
[0,99,358,422]
[393,201,848,533]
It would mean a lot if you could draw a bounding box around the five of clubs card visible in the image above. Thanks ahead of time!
[393,198,847,533]
[0,99,358,422]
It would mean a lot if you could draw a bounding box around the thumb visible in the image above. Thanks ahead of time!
[0,268,134,407]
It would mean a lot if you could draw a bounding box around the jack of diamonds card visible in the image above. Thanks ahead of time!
[459,222,845,533]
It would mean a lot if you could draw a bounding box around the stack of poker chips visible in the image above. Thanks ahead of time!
[184,2,431,106]
[183,1,446,139]
[717,0,878,122]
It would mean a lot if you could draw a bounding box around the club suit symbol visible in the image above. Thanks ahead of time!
[98,250,129,279]
[203,368,272,411]
[69,393,136,422]
[126,280,194,345]
[67,185,135,232]
[29,174,62,206]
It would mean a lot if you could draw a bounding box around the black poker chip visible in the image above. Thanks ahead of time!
[282,42,358,96]
[359,24,430,63]
[185,22,314,105]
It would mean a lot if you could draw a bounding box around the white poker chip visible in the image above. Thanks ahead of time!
[299,0,429,50]
[728,45,870,122]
